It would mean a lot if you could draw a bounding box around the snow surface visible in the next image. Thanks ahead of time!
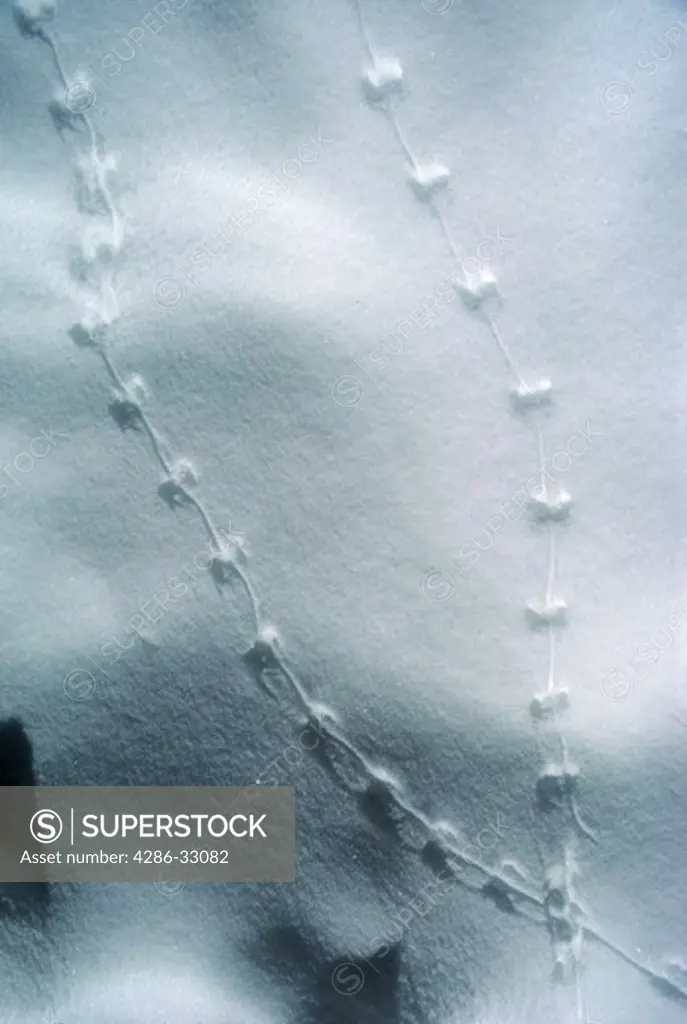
[0,0,686,1021]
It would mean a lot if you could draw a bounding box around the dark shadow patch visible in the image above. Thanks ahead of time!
[357,779,408,845]
[481,877,516,915]
[246,916,403,1023]
[0,718,51,920]
[0,717,36,787]
[421,838,451,875]
[649,974,687,1005]
[109,397,142,432]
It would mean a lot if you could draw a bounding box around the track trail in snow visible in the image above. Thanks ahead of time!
[11,0,687,1017]
[351,1,686,1016]
[352,5,593,1017]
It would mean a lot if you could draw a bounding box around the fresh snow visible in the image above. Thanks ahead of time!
[0,0,685,1021]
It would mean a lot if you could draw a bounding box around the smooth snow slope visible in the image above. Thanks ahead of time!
[0,0,686,1022]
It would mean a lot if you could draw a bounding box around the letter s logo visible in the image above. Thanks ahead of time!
[30,809,63,844]
[331,963,365,996]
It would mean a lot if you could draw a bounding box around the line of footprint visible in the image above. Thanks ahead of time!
[12,0,687,1011]
[352,0,687,1013]
[352,4,591,1012]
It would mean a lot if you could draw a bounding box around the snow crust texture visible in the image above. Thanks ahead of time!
[2,0,686,1022]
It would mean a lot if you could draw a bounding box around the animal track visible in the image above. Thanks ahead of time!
[352,0,686,1016]
[13,0,687,1018]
